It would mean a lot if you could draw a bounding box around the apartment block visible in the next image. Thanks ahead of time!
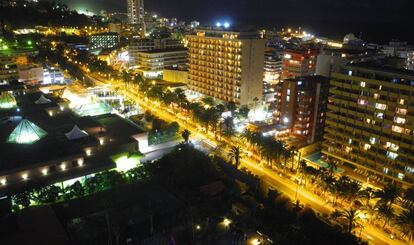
[275,75,329,144]
[187,29,266,106]
[323,61,414,187]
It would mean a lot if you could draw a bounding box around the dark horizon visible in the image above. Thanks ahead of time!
[57,0,412,43]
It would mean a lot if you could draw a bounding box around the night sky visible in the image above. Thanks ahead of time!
[59,0,412,42]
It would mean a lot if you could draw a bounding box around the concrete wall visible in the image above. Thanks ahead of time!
[240,39,266,106]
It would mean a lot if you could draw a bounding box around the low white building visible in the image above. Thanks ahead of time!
[18,64,44,85]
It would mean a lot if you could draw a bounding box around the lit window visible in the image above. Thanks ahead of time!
[375,103,387,110]
[375,113,384,119]
[366,118,371,124]
[363,144,371,151]
[348,70,353,76]
[392,125,403,133]
[358,98,367,105]
[386,151,398,160]
[297,81,302,85]
[399,99,405,105]
[360,81,366,87]
[286,96,290,102]
[405,167,414,174]
[385,142,399,151]
[373,93,379,99]
[394,117,406,124]
[396,108,407,115]
[345,146,352,153]
[398,173,405,180]
[41,168,48,175]
[370,137,377,144]
[0,178,6,185]
[348,138,352,144]
[383,168,389,174]
[22,173,28,180]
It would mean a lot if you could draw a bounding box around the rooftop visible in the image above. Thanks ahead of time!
[346,59,414,78]
[138,47,187,54]
[0,92,143,174]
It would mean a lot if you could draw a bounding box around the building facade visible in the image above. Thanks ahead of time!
[323,63,414,187]
[128,38,183,66]
[282,49,318,79]
[133,48,187,78]
[275,75,329,144]
[127,0,145,35]
[381,41,414,71]
[89,32,120,51]
[187,29,266,106]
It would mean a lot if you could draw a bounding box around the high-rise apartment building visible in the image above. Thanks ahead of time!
[323,61,414,187]
[282,49,318,79]
[274,75,329,144]
[187,29,266,106]
[127,0,145,35]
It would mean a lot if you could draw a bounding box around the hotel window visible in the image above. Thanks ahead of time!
[357,98,367,105]
[370,137,377,144]
[399,99,405,105]
[383,168,389,174]
[375,103,387,110]
[396,108,407,115]
[348,70,353,76]
[345,146,352,153]
[363,144,371,151]
[392,125,403,133]
[385,142,399,151]
[360,81,366,87]
[373,93,380,99]
[348,138,352,144]
[394,117,406,124]
[375,112,384,119]
[398,173,405,180]
[386,151,398,160]
[405,167,414,174]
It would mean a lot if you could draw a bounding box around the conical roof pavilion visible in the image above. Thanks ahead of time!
[6,119,48,144]
[0,92,17,109]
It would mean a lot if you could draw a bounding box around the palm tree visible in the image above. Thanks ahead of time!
[362,203,378,224]
[395,207,414,242]
[403,187,414,208]
[358,187,375,206]
[201,96,215,107]
[327,160,339,178]
[376,202,394,228]
[337,207,364,234]
[228,146,242,168]
[181,129,191,143]
[374,183,401,209]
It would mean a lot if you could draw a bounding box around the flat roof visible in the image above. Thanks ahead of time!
[346,60,414,78]
[138,47,187,54]
[0,92,143,173]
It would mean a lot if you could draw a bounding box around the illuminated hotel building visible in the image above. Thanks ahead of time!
[187,29,266,106]
[282,49,318,79]
[323,62,414,187]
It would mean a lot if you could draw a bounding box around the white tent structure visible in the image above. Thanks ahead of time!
[65,125,89,140]
[35,94,52,105]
